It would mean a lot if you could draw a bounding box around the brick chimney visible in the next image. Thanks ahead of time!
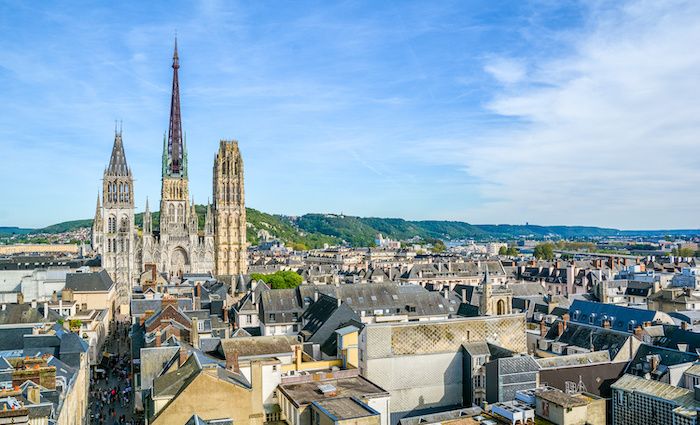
[539,320,546,336]
[634,326,644,340]
[562,313,570,330]
[557,321,564,337]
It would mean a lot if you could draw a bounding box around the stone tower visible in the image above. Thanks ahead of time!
[95,126,135,312]
[213,140,247,276]
[479,265,512,316]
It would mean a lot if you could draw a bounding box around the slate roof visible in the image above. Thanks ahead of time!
[130,298,193,316]
[65,269,114,292]
[627,344,698,379]
[568,299,671,332]
[152,354,201,398]
[0,304,59,325]
[544,321,631,359]
[139,346,180,391]
[300,295,362,357]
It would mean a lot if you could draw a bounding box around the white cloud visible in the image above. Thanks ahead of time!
[459,0,700,229]
[483,57,526,85]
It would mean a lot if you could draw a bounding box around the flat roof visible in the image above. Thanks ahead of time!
[279,376,388,408]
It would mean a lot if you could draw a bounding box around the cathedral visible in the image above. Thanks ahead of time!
[91,39,247,311]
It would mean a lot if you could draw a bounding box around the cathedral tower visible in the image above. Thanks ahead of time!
[159,38,193,273]
[95,126,135,313]
[213,140,247,276]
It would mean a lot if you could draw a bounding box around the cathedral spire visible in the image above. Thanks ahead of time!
[107,125,130,176]
[165,37,184,177]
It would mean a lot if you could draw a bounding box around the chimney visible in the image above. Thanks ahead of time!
[443,288,449,300]
[461,288,467,303]
[337,297,342,307]
[227,349,240,373]
[61,288,73,302]
[603,319,611,329]
[1,304,4,311]
[681,321,690,331]
[634,326,644,340]
[51,291,58,303]
[179,346,189,366]
[17,293,24,304]
[27,386,41,404]
[557,321,564,337]
[295,345,302,370]
[562,313,570,330]
[539,320,546,336]
[43,302,48,319]
[649,354,660,372]
[314,291,319,302]
[191,317,200,348]
[31,300,37,309]
[223,308,229,323]
[154,329,161,347]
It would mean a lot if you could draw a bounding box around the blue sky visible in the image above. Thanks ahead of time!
[1,0,699,229]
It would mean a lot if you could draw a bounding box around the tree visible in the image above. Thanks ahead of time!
[534,243,555,260]
[250,271,303,289]
[506,246,519,256]
[672,247,696,257]
[431,240,447,253]
[499,246,508,255]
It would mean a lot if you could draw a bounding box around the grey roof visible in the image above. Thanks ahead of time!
[152,354,201,398]
[300,295,361,356]
[0,304,60,325]
[65,269,114,292]
[131,298,193,316]
[140,346,180,391]
[545,320,631,359]
[568,299,669,332]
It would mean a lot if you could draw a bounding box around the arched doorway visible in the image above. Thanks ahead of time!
[497,299,506,315]
[170,247,189,277]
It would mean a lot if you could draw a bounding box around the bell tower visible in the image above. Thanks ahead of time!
[213,140,247,276]
[100,124,135,314]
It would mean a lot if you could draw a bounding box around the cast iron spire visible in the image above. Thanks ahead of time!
[166,37,184,176]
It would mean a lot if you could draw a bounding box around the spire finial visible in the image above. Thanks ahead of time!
[172,34,179,69]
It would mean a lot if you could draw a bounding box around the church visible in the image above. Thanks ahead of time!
[91,40,247,311]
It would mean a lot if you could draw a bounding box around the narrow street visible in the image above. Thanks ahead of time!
[89,321,142,425]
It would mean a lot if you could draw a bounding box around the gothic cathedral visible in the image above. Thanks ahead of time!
[91,39,247,297]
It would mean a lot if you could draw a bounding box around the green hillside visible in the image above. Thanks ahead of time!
[12,209,700,249]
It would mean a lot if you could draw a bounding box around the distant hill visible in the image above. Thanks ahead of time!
[7,209,700,248]
[0,227,34,236]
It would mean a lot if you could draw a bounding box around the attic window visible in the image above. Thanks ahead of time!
[371,295,377,301]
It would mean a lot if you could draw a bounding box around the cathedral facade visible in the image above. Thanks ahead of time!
[92,40,247,296]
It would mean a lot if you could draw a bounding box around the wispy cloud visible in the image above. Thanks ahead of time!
[457,0,700,228]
